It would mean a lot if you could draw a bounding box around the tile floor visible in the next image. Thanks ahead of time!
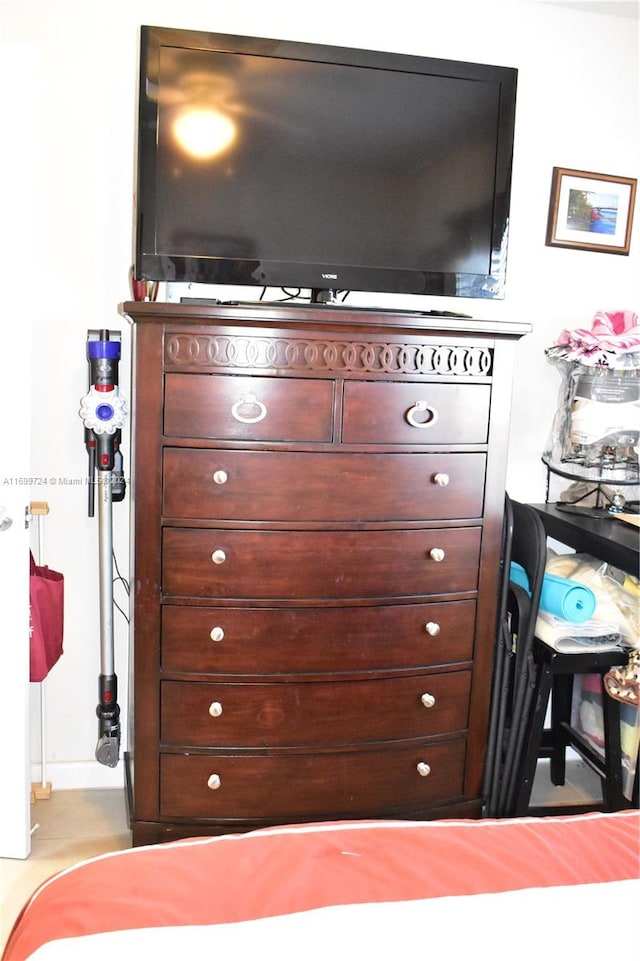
[1,788,130,954]
[0,759,604,955]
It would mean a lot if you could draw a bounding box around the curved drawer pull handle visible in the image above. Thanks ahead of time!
[421,692,436,709]
[429,547,445,563]
[433,472,449,487]
[425,621,441,637]
[416,762,432,777]
[210,626,225,642]
[211,549,227,565]
[208,701,223,717]
[207,773,222,790]
[231,392,267,424]
[406,401,438,429]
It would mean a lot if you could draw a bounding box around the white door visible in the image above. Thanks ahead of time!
[0,380,32,860]
[0,38,36,859]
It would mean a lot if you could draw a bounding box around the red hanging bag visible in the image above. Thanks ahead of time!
[29,552,64,682]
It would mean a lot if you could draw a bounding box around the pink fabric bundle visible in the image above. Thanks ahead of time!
[553,309,640,365]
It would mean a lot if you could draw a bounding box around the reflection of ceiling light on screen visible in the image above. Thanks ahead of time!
[173,109,236,158]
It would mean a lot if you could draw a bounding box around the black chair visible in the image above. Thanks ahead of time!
[484,497,546,817]
[498,499,547,816]
[483,495,513,816]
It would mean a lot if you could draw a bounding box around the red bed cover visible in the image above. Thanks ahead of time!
[3,811,639,960]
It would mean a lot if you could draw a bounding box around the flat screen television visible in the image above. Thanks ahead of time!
[135,26,518,303]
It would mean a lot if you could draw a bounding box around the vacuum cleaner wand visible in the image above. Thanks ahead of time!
[80,330,127,768]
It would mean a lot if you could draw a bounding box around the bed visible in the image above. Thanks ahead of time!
[3,810,638,961]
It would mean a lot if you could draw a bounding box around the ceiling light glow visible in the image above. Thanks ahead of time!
[173,108,236,159]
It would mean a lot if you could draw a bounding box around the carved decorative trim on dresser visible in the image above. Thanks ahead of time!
[122,301,529,845]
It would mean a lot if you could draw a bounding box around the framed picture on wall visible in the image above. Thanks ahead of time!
[546,167,637,255]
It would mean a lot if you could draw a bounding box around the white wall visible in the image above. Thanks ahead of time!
[2,0,637,788]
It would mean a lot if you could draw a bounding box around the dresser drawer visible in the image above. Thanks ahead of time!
[161,599,476,674]
[164,373,334,442]
[161,671,470,747]
[342,381,490,444]
[160,738,466,819]
[163,449,485,521]
[162,527,481,599]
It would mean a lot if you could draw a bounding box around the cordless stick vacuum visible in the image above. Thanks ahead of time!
[79,330,127,768]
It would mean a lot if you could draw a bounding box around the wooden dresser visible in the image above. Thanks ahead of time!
[122,301,529,845]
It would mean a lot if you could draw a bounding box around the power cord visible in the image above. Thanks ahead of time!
[112,548,130,624]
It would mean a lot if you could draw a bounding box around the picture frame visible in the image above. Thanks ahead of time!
[546,167,636,255]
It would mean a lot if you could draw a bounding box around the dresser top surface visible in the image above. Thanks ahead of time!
[121,300,531,340]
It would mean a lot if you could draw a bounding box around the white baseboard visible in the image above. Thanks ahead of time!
[30,759,125,791]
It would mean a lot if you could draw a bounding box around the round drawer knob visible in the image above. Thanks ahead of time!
[213,470,228,485]
[207,773,222,790]
[416,762,432,777]
[429,547,445,562]
[433,472,450,487]
[208,701,223,717]
[425,621,441,636]
[421,692,436,709]
[211,549,227,565]
[210,626,225,642]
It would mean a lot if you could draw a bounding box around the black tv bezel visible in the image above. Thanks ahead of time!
[135,25,518,301]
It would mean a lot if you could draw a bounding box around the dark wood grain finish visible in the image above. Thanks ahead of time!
[163,449,486,522]
[127,322,165,823]
[160,599,476,675]
[342,381,490,444]
[164,373,334,442]
[122,301,529,844]
[163,328,495,378]
[160,672,471,746]
[159,738,467,819]
[162,527,481,599]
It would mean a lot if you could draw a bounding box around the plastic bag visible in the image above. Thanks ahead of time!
[544,553,639,648]
[543,357,639,478]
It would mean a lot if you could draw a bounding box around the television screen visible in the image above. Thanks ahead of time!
[135,26,518,301]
